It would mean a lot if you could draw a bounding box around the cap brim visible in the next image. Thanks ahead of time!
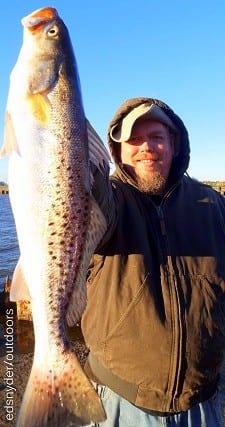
[110,103,177,143]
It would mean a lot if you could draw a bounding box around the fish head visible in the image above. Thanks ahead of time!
[21,7,68,54]
[13,7,78,97]
[3,6,82,132]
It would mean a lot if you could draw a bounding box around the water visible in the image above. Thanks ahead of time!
[0,194,20,292]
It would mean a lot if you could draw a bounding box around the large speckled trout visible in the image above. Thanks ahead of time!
[0,7,108,427]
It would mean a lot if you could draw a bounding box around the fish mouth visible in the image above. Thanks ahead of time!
[22,7,58,28]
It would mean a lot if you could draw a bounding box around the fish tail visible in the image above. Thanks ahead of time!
[16,350,106,427]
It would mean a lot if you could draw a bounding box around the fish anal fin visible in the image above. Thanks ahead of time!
[26,93,51,125]
[0,111,20,158]
[66,197,107,326]
[10,259,31,302]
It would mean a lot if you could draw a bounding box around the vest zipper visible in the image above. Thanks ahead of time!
[157,206,166,236]
[156,200,183,412]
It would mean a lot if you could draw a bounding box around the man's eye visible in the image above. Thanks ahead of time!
[130,136,142,143]
[153,135,163,141]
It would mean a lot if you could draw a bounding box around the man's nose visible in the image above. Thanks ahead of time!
[140,138,154,151]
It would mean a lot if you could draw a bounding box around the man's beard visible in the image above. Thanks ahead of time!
[135,171,167,195]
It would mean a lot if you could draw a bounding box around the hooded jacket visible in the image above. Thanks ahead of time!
[81,97,225,413]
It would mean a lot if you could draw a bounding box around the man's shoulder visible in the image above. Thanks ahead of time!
[183,175,225,206]
[184,175,215,192]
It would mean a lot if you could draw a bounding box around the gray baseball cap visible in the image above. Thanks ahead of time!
[110,103,177,143]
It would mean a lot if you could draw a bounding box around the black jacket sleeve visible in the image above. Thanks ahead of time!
[90,162,118,247]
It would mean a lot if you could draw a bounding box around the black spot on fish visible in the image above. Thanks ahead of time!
[56,341,61,348]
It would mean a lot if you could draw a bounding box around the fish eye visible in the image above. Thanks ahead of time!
[47,25,59,38]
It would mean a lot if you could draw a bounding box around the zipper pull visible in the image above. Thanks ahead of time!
[158,208,166,235]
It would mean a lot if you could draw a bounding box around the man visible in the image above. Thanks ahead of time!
[82,97,225,426]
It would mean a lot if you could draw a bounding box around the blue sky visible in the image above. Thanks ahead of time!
[0,0,224,182]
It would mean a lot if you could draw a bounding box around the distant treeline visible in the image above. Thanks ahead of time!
[202,181,225,195]
[1,180,225,192]
[203,181,225,187]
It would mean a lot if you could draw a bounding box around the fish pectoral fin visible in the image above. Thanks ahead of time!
[16,350,106,426]
[66,197,107,326]
[0,111,20,158]
[10,259,31,301]
[27,93,51,125]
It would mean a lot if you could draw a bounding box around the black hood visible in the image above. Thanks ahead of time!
[107,97,190,185]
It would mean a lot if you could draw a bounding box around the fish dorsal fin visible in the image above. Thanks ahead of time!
[27,93,51,125]
[10,258,31,302]
[86,119,111,172]
[66,197,107,326]
[0,111,20,158]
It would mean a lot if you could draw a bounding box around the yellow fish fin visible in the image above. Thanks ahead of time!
[0,111,20,158]
[27,93,51,125]
[10,258,31,302]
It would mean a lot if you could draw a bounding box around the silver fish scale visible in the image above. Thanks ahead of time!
[42,143,91,347]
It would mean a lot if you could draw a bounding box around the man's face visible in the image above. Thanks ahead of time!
[120,119,175,194]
